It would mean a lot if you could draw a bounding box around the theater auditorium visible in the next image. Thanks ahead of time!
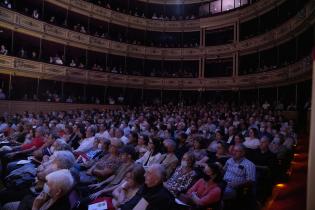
[0,0,314,210]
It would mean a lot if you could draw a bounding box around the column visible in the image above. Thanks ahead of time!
[235,52,239,76]
[307,49,315,210]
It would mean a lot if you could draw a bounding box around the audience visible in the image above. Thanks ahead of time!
[0,101,298,210]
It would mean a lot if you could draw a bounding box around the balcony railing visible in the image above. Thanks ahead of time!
[0,55,311,90]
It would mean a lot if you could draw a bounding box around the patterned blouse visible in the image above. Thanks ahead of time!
[164,166,196,196]
[95,154,121,172]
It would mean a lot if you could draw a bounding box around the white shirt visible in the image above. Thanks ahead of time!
[75,136,95,153]
[243,137,260,149]
[95,130,110,140]
[120,136,129,145]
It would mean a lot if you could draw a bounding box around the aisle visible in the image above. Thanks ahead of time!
[265,137,308,210]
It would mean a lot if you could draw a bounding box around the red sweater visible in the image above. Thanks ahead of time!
[21,137,44,150]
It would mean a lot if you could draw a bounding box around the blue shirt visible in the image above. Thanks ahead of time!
[223,157,256,188]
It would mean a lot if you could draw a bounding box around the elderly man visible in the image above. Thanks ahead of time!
[32,169,74,210]
[133,164,175,210]
[3,168,75,210]
[223,144,256,200]
[0,151,76,208]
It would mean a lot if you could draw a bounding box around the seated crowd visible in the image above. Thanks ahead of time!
[0,102,297,210]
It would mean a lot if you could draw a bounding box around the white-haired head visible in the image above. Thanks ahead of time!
[45,169,74,198]
[144,164,166,188]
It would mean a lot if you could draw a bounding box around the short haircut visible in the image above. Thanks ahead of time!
[149,164,166,182]
[164,139,176,150]
[130,165,145,185]
[46,169,74,195]
[51,151,75,169]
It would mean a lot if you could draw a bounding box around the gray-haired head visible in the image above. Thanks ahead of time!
[144,164,166,188]
[51,151,75,169]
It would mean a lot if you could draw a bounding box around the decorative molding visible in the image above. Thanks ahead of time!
[47,0,284,32]
[0,55,311,90]
[0,5,314,60]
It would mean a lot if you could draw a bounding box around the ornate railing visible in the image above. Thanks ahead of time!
[0,3,314,59]
[0,55,311,90]
[48,0,282,32]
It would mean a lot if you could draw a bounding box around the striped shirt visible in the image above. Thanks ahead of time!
[223,157,256,188]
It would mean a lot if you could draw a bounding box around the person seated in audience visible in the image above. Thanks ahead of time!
[175,132,189,160]
[75,137,103,164]
[81,138,122,183]
[32,9,39,19]
[74,126,95,153]
[0,44,8,55]
[223,144,256,200]
[18,48,27,58]
[0,150,75,207]
[208,130,224,153]
[2,0,12,9]
[228,133,244,154]
[189,136,207,161]
[136,137,163,168]
[179,162,222,208]
[0,127,45,160]
[251,136,278,202]
[80,26,86,33]
[69,59,76,67]
[196,141,230,168]
[77,145,137,207]
[135,134,149,157]
[31,51,37,59]
[160,139,178,178]
[2,169,75,210]
[54,55,63,65]
[133,164,175,209]
[164,152,196,197]
[152,13,158,19]
[49,16,55,23]
[32,135,67,162]
[243,127,260,160]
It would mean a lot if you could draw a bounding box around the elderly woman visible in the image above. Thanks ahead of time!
[32,169,74,210]
[160,139,178,178]
[164,152,196,197]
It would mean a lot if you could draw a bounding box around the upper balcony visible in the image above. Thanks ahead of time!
[17,0,282,32]
[0,1,314,59]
